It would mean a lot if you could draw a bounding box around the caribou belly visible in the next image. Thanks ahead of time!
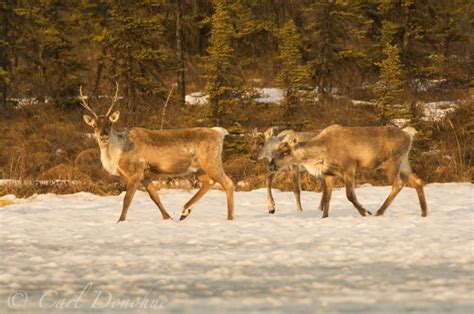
[302,161,326,178]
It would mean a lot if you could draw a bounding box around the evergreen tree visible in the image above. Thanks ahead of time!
[304,0,368,100]
[276,20,310,117]
[374,43,402,106]
[160,0,214,107]
[374,42,403,123]
[204,0,243,126]
[428,0,471,84]
[377,0,435,92]
[0,0,12,107]
[100,0,170,100]
[0,1,81,103]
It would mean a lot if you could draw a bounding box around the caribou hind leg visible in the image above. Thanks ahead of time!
[375,177,404,216]
[179,173,214,221]
[291,165,304,211]
[406,174,428,217]
[218,174,235,220]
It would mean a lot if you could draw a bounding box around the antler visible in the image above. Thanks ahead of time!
[106,81,119,117]
[79,85,98,119]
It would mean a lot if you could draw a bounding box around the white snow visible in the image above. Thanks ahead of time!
[422,100,459,122]
[254,88,285,104]
[185,92,209,106]
[0,183,473,313]
[352,100,376,106]
[390,118,410,127]
[185,88,286,106]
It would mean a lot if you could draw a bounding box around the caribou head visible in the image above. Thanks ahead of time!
[79,83,120,145]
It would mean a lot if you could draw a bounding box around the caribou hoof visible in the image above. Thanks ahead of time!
[268,209,275,214]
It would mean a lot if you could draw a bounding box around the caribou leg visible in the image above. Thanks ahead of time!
[266,172,276,214]
[321,176,334,218]
[117,180,139,222]
[344,174,372,216]
[406,174,428,217]
[375,177,404,216]
[179,173,214,221]
[142,178,171,220]
[291,165,304,211]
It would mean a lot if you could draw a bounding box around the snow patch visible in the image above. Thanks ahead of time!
[0,183,472,312]
[422,100,459,122]
[185,92,209,106]
[254,88,285,104]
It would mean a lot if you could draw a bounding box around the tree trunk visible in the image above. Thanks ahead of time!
[176,1,185,106]
[0,3,10,108]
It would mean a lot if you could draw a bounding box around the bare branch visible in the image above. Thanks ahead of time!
[161,84,176,130]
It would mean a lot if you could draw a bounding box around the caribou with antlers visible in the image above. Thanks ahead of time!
[79,84,234,222]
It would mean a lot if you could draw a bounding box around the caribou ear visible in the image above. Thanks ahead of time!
[263,127,274,139]
[109,111,120,123]
[83,114,95,127]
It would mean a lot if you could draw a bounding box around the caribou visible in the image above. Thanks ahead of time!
[79,84,234,222]
[249,127,321,213]
[269,125,428,218]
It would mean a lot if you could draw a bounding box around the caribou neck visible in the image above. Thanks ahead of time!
[98,129,127,176]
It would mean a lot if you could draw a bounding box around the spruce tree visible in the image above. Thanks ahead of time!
[304,0,368,100]
[0,1,12,107]
[101,0,170,100]
[276,20,310,118]
[374,43,403,123]
[374,43,402,106]
[204,0,243,126]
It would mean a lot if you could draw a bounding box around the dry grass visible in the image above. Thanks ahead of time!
[0,97,472,197]
[0,199,15,207]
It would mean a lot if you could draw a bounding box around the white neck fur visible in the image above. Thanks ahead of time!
[98,130,125,176]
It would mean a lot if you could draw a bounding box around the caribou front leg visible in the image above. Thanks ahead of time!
[142,178,172,220]
[321,176,334,218]
[117,180,139,222]
[266,172,276,214]
[344,174,372,216]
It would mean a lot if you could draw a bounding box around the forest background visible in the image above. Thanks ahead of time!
[0,0,472,196]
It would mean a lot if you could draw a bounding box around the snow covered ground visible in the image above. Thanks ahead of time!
[0,183,473,313]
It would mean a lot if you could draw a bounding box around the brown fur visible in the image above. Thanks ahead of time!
[270,125,428,217]
[82,109,234,222]
[249,127,321,213]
